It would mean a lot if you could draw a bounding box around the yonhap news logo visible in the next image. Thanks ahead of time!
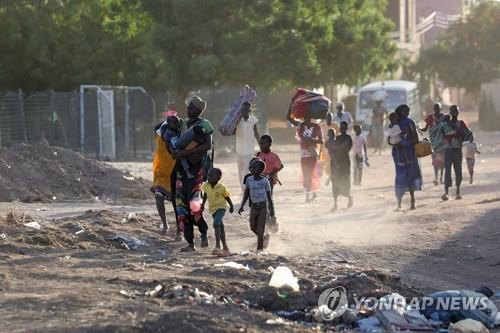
[317,286,491,322]
[317,286,349,320]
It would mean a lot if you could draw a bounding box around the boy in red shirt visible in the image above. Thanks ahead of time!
[256,135,283,232]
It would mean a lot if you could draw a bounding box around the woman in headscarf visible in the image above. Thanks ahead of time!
[390,104,422,210]
[173,96,214,252]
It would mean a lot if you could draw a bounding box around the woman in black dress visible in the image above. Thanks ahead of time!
[326,121,353,211]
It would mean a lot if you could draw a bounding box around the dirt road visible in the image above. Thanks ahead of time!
[112,129,500,291]
[1,128,499,332]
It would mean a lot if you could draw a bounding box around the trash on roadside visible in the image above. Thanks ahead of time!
[145,284,164,297]
[276,310,306,321]
[449,319,490,333]
[119,290,135,299]
[269,266,299,292]
[357,316,382,332]
[214,261,250,271]
[35,207,49,212]
[377,309,434,331]
[266,317,290,325]
[75,229,85,235]
[0,233,6,239]
[342,308,360,324]
[123,175,135,181]
[311,304,334,322]
[171,263,183,268]
[127,212,139,223]
[24,221,41,229]
[420,290,498,328]
[162,285,193,299]
[194,288,214,304]
[108,235,148,250]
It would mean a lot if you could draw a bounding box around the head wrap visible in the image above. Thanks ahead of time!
[395,104,410,117]
[189,95,207,112]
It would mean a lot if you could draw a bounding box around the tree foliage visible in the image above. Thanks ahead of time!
[144,0,397,103]
[417,1,500,94]
[0,0,397,98]
[0,0,154,91]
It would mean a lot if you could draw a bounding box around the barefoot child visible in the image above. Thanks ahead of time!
[201,168,234,256]
[352,124,368,186]
[238,159,274,252]
[256,135,283,232]
[463,138,480,184]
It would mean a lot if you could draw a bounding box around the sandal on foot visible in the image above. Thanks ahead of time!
[218,249,231,257]
[181,245,196,252]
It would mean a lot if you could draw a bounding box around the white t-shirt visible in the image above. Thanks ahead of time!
[331,112,353,126]
[235,115,258,155]
[387,124,402,145]
[352,135,367,157]
[463,142,478,159]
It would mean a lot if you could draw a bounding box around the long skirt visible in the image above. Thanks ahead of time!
[393,146,422,201]
[174,161,208,244]
[331,161,351,197]
[301,156,320,193]
[151,135,176,200]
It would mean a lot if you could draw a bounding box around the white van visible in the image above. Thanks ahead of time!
[356,80,421,129]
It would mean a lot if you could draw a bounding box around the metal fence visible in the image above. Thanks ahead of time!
[0,87,272,160]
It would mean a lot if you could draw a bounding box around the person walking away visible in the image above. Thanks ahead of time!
[201,168,233,257]
[463,137,480,184]
[235,102,259,191]
[331,102,353,130]
[256,134,283,232]
[439,105,473,200]
[173,96,213,252]
[151,117,178,236]
[390,104,422,210]
[327,122,353,211]
[352,124,368,186]
[370,100,387,154]
[238,159,274,252]
[421,102,445,185]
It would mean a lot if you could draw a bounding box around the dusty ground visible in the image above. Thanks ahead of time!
[1,122,500,332]
[0,142,149,203]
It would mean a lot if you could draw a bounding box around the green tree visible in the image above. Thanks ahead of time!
[418,1,500,95]
[143,0,397,108]
[0,0,154,91]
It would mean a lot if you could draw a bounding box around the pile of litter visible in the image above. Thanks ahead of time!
[0,209,156,251]
[0,143,150,202]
